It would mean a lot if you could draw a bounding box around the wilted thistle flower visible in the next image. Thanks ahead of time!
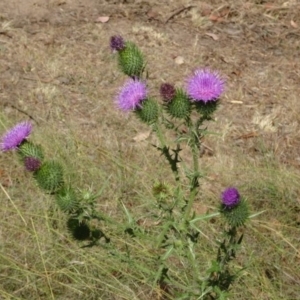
[24,156,41,172]
[1,121,32,151]
[110,35,125,52]
[160,83,176,102]
[222,187,240,208]
[116,79,148,111]
[186,68,224,103]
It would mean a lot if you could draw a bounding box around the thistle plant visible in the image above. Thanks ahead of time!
[0,122,109,244]
[200,188,249,299]
[0,36,257,299]
[110,35,250,298]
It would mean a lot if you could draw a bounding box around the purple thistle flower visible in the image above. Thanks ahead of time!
[116,79,148,111]
[221,187,241,208]
[24,157,41,172]
[110,35,125,52]
[160,83,175,102]
[1,121,32,151]
[186,68,224,102]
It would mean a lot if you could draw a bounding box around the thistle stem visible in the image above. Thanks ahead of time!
[153,122,180,182]
[153,122,167,148]
[92,211,117,224]
[156,221,172,248]
[183,186,198,221]
[183,119,200,220]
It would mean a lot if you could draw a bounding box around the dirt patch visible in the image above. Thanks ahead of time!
[0,0,104,25]
[1,0,300,164]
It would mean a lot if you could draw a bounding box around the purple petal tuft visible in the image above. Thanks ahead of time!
[221,187,241,208]
[25,157,41,172]
[1,121,32,152]
[110,35,125,51]
[186,68,224,102]
[160,83,176,102]
[116,79,148,111]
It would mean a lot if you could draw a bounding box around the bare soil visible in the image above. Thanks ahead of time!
[1,0,300,165]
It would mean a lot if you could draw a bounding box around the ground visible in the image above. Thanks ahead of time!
[1,0,300,299]
[1,0,300,163]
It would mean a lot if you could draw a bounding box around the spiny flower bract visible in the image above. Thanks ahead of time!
[1,121,32,151]
[116,79,147,111]
[56,186,78,213]
[34,160,64,193]
[165,88,191,119]
[186,68,224,103]
[67,218,91,241]
[117,41,145,77]
[135,98,159,124]
[18,141,44,161]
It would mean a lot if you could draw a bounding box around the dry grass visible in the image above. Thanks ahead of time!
[1,0,300,299]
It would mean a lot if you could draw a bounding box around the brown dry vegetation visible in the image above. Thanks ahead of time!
[1,0,300,299]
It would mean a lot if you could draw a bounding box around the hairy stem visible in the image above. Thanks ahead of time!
[184,118,201,220]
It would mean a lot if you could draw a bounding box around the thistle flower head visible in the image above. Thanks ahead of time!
[165,88,191,119]
[160,83,176,102]
[221,187,240,208]
[67,218,91,241]
[34,161,64,193]
[24,157,41,172]
[116,79,148,111]
[1,121,32,151]
[110,35,125,51]
[135,98,158,124]
[186,68,224,102]
[117,41,145,77]
[56,186,78,213]
[18,141,44,161]
[220,188,249,227]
